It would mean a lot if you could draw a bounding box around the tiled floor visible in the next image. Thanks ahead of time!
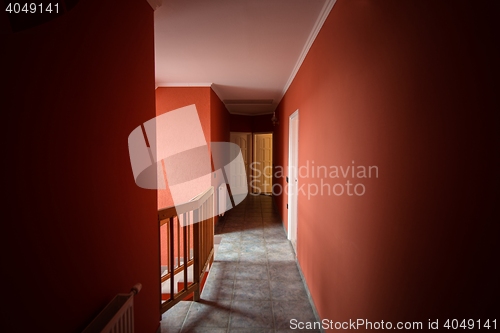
[160,194,320,333]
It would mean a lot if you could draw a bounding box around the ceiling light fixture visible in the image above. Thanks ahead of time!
[271,111,279,126]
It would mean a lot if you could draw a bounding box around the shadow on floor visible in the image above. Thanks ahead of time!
[160,194,320,333]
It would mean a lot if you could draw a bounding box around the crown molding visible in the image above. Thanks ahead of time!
[147,0,162,11]
[228,111,274,116]
[278,0,337,102]
[156,83,213,87]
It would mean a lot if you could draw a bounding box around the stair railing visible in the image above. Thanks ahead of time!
[158,186,214,313]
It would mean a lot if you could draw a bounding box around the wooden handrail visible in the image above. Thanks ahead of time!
[158,187,214,222]
[159,186,215,314]
[130,283,142,295]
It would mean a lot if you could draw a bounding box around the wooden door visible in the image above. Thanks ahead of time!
[253,133,273,194]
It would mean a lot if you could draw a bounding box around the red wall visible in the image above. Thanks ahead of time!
[155,87,229,227]
[230,114,275,133]
[252,114,275,133]
[274,0,498,327]
[211,89,231,143]
[230,114,253,132]
[156,87,229,260]
[155,87,212,209]
[2,1,159,332]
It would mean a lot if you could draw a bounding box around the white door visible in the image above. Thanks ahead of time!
[230,132,251,195]
[288,111,299,252]
[253,133,273,194]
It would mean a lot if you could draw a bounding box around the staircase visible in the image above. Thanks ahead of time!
[158,187,215,313]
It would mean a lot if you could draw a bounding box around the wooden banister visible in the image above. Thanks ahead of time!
[159,186,215,314]
[158,187,214,221]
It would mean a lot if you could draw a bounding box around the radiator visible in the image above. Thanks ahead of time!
[218,183,227,216]
[82,284,142,333]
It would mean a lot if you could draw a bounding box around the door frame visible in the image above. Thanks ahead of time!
[287,110,299,251]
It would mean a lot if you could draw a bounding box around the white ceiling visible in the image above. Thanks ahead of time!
[154,0,335,115]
